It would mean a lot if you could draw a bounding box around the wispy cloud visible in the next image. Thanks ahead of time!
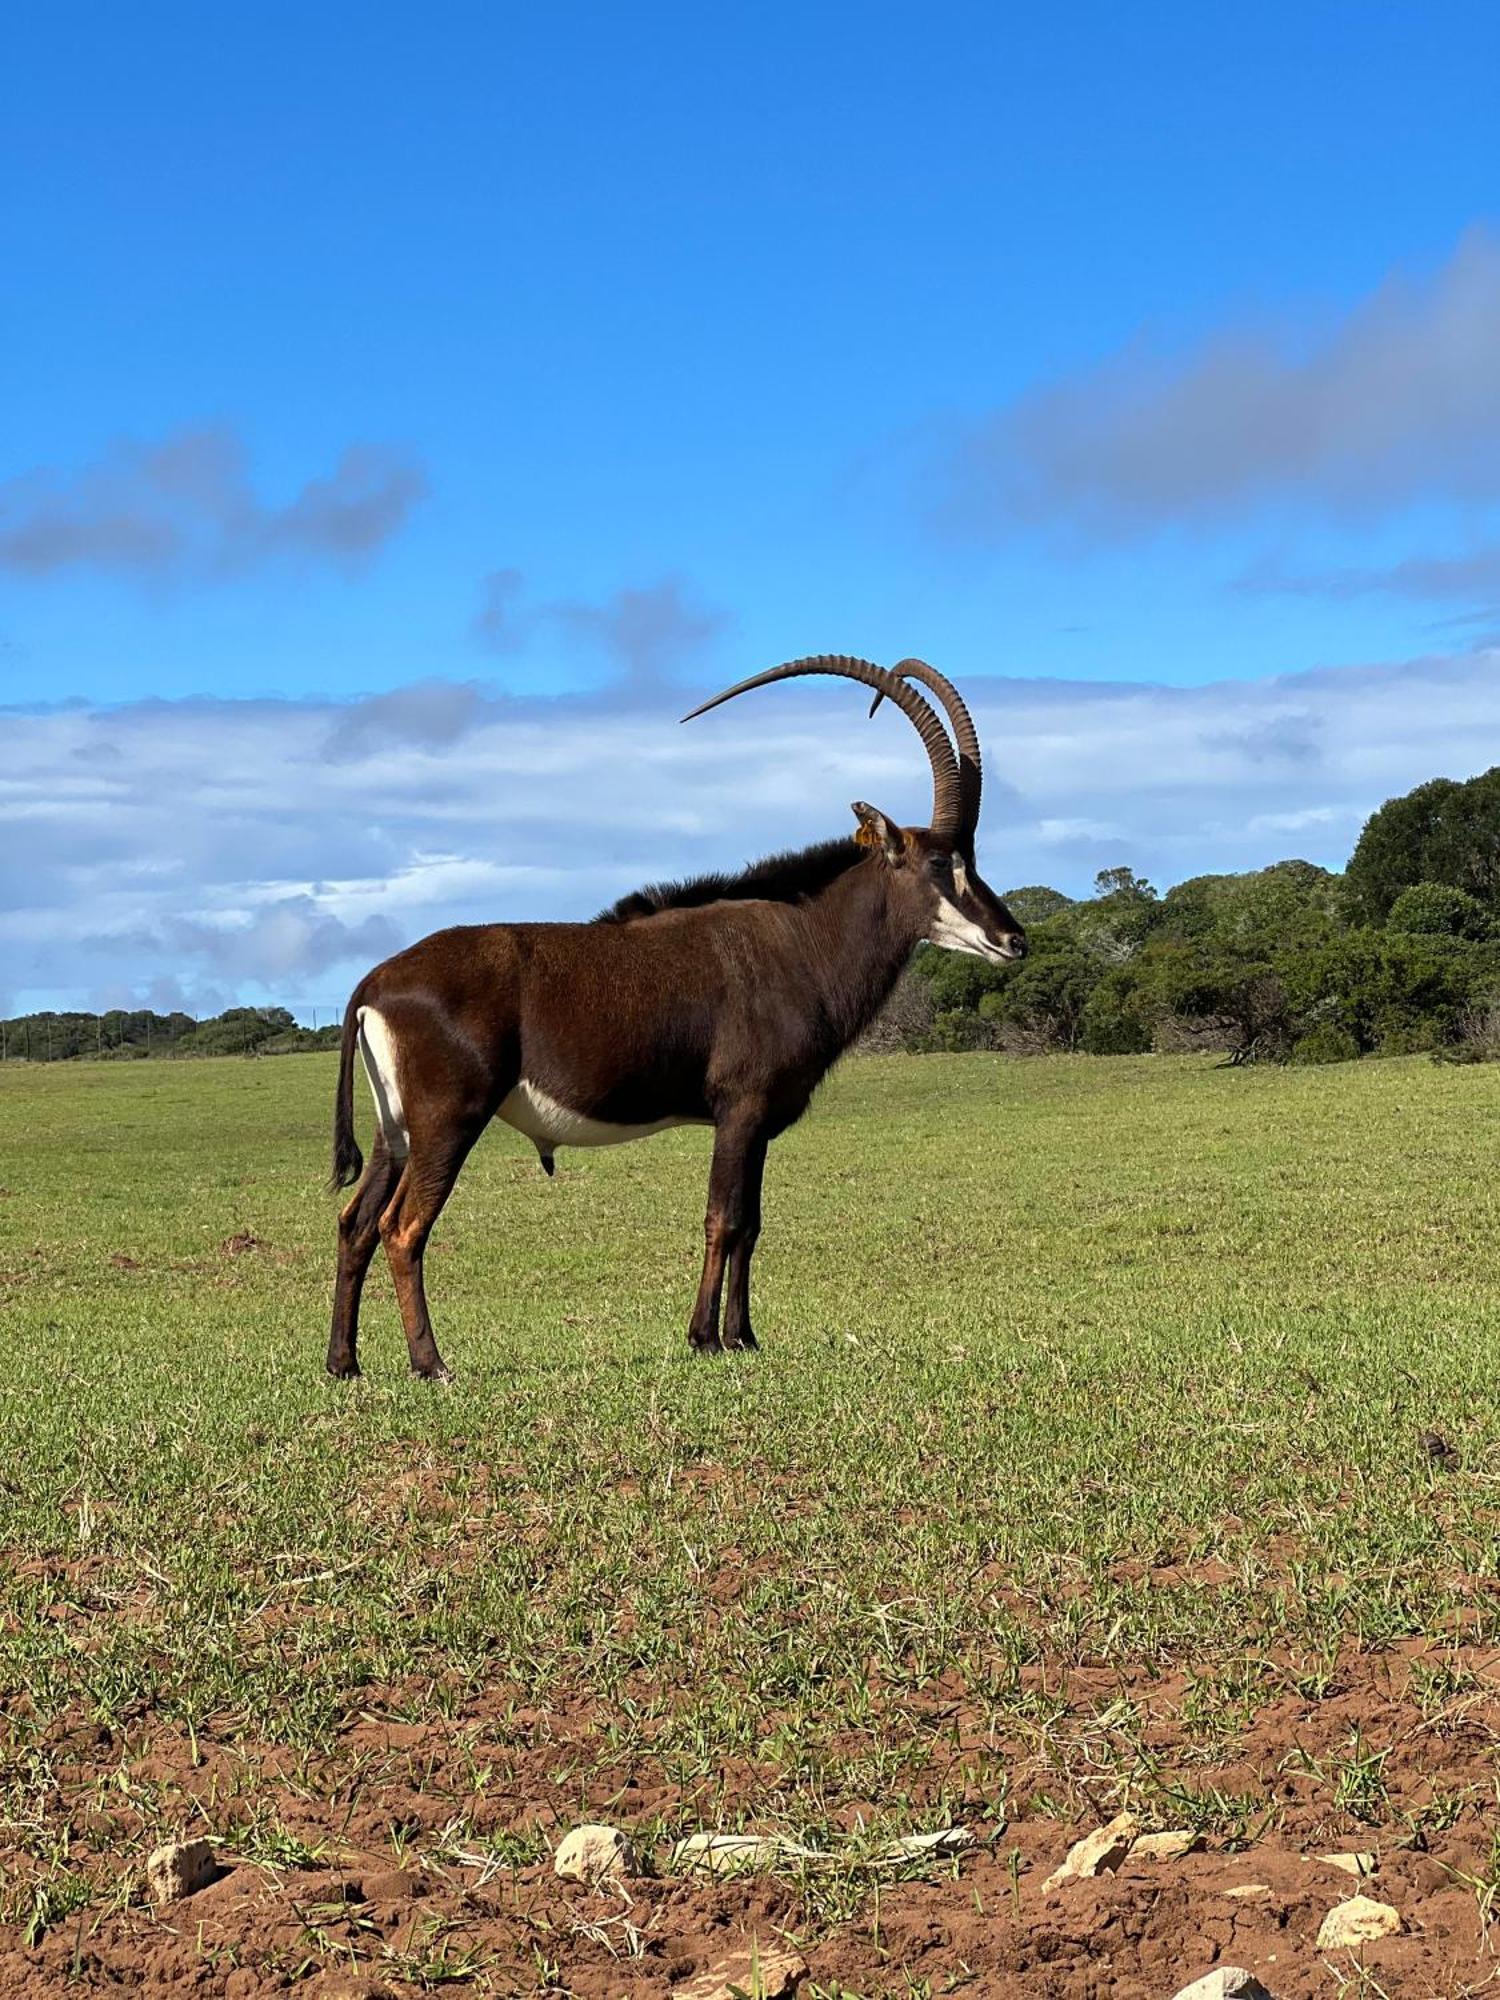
[1243,538,1500,611]
[942,228,1500,541]
[4,647,1499,1015]
[0,427,426,581]
[471,571,727,692]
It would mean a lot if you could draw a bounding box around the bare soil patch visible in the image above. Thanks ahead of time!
[7,1643,1500,1996]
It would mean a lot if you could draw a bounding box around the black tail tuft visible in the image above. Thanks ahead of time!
[330,1000,364,1192]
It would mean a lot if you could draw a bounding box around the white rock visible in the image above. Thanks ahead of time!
[553,1823,638,1884]
[1132,1828,1200,1860]
[146,1837,218,1902]
[1223,1882,1271,1899]
[671,1832,793,1875]
[1041,1810,1141,1893]
[1316,1893,1403,1949]
[876,1825,976,1864]
[1169,1970,1275,2000]
[1315,1850,1376,1879]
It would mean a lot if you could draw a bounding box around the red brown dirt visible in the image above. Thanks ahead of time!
[7,1642,1500,1996]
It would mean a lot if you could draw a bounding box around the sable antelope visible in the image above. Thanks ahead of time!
[326,655,1024,1379]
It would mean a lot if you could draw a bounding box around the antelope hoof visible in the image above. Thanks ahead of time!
[688,1333,723,1355]
[412,1360,454,1384]
[326,1355,361,1380]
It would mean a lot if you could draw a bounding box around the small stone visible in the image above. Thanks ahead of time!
[1041,1810,1141,1893]
[1315,1850,1376,1879]
[1132,1828,1201,1860]
[146,1837,218,1902]
[1223,1882,1271,1899]
[675,1942,806,2000]
[1169,1970,1275,2000]
[553,1822,638,1885]
[1315,1894,1404,1950]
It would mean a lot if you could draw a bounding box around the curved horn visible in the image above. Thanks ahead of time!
[868,659,981,844]
[682,653,962,845]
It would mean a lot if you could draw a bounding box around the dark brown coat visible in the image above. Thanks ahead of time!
[326,657,1023,1378]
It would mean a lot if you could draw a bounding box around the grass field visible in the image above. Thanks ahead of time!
[4,1048,1500,1997]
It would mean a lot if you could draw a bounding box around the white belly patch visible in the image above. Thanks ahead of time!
[497,1079,701,1151]
[357,1006,409,1157]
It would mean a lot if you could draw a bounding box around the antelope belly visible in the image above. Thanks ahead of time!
[497,1079,701,1149]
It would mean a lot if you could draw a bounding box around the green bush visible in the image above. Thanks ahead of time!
[1387,881,1493,940]
[1078,970,1152,1054]
[976,936,1099,1051]
[1283,930,1500,1055]
[1290,1024,1361,1065]
[927,1008,995,1053]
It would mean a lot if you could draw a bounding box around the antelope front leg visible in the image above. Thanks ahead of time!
[687,1114,766,1354]
[721,1131,766,1351]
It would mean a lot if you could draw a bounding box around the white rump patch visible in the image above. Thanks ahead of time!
[498,1079,703,1151]
[357,1006,409,1157]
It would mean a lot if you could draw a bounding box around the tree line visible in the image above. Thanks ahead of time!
[0,1006,342,1062]
[874,765,1500,1064]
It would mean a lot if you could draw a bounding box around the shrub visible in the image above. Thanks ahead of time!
[927,1008,996,1053]
[1434,999,1500,1065]
[1290,1024,1361,1066]
[1387,881,1493,940]
[977,942,1099,1052]
[1078,970,1152,1054]
[912,947,1010,1013]
[1002,885,1075,926]
[1283,930,1500,1055]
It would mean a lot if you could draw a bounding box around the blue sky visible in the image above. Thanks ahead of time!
[4,2,1500,1013]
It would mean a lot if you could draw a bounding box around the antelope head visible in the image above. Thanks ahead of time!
[684,654,1027,965]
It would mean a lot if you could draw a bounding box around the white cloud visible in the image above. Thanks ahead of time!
[944,228,1500,540]
[1034,816,1122,845]
[4,647,1499,1012]
[1246,805,1347,835]
[0,427,425,582]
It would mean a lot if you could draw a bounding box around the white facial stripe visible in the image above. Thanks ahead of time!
[952,854,970,896]
[927,895,998,958]
[357,1006,410,1157]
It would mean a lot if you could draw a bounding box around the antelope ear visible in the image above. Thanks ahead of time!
[851,800,905,864]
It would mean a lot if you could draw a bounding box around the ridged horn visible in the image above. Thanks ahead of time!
[682,653,962,845]
[868,659,981,845]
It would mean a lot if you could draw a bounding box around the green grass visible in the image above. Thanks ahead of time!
[3,1047,1500,1966]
